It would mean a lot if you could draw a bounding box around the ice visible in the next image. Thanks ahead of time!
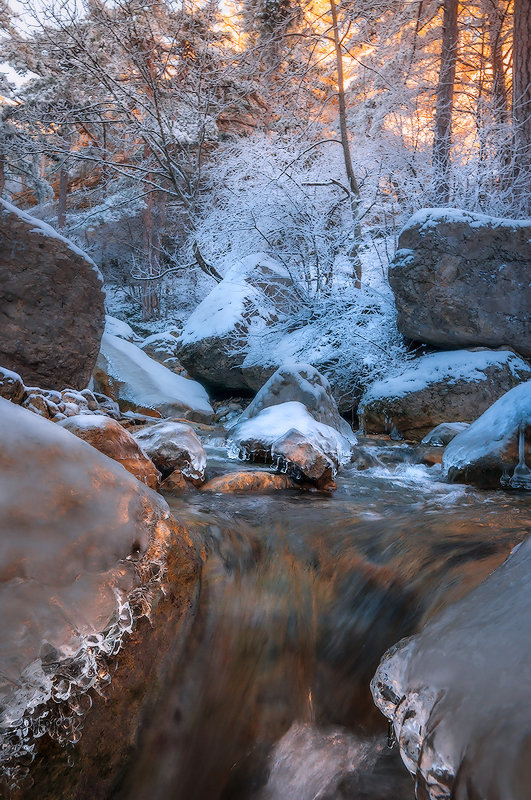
[229,401,355,467]
[0,399,176,771]
[371,536,531,799]
[359,349,529,405]
[95,332,213,421]
[178,253,292,345]
[421,422,469,446]
[133,420,207,480]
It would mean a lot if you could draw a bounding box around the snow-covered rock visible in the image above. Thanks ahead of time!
[59,415,161,489]
[442,381,531,489]
[0,366,25,404]
[0,398,190,772]
[93,332,214,422]
[390,208,531,357]
[229,400,355,488]
[139,330,185,374]
[235,364,354,440]
[371,535,531,800]
[0,199,105,390]
[133,421,206,481]
[105,314,139,342]
[420,421,470,446]
[359,349,531,440]
[177,253,297,391]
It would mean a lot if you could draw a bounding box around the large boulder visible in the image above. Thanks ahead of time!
[358,349,531,440]
[177,253,297,392]
[390,208,531,357]
[442,381,531,489]
[371,535,531,800]
[0,398,198,796]
[58,415,161,488]
[133,420,206,481]
[0,199,105,389]
[93,332,214,422]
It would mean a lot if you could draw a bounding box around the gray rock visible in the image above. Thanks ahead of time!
[390,208,531,357]
[421,422,470,446]
[133,420,206,481]
[0,199,105,389]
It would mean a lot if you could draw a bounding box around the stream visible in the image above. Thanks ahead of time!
[121,435,531,800]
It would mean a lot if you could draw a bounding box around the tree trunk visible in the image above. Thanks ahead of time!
[485,0,509,122]
[432,0,459,204]
[329,0,362,285]
[513,0,531,191]
[57,166,68,229]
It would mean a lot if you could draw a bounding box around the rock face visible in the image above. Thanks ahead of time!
[0,199,105,389]
[235,364,353,439]
[133,421,206,481]
[93,332,214,422]
[0,398,199,797]
[371,535,531,800]
[58,415,161,488]
[177,253,297,392]
[359,349,531,440]
[390,208,531,357]
[442,382,531,489]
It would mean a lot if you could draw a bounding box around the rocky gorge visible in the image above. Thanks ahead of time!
[0,201,530,800]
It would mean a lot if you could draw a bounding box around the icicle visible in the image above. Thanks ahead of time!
[506,425,531,490]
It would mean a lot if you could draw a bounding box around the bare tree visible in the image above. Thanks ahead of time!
[512,0,531,190]
[432,0,459,204]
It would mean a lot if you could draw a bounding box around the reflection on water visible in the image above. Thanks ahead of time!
[134,440,530,800]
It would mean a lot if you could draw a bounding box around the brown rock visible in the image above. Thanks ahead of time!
[0,365,25,403]
[272,430,337,490]
[390,208,531,356]
[0,199,105,389]
[58,415,161,488]
[133,421,206,481]
[160,470,197,494]
[200,471,296,494]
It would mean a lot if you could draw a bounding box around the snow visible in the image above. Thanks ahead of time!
[230,401,355,467]
[398,207,531,238]
[57,413,109,430]
[179,253,291,345]
[442,381,531,473]
[371,534,531,800]
[359,349,529,406]
[96,332,213,421]
[105,315,138,342]
[0,198,104,284]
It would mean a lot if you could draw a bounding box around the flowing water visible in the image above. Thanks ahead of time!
[124,436,530,800]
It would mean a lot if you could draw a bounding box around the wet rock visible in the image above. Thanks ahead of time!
[359,349,531,440]
[442,381,531,489]
[390,208,531,357]
[0,398,199,799]
[272,430,337,490]
[133,420,206,481]
[93,332,214,422]
[177,253,297,392]
[201,471,296,494]
[0,366,25,404]
[421,422,470,446]
[160,470,197,494]
[140,331,187,375]
[58,415,161,489]
[235,364,352,440]
[0,199,105,389]
[371,534,531,800]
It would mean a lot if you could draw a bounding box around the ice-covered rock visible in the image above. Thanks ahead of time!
[421,421,470,446]
[359,349,531,440]
[390,208,531,357]
[105,314,138,342]
[93,332,214,422]
[59,415,161,488]
[177,253,297,391]
[229,400,355,488]
[0,199,105,389]
[371,535,531,800]
[139,330,185,374]
[0,366,25,404]
[442,381,531,489]
[234,364,353,440]
[133,420,206,481]
[0,398,193,778]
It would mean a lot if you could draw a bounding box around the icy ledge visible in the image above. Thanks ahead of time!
[371,535,531,800]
